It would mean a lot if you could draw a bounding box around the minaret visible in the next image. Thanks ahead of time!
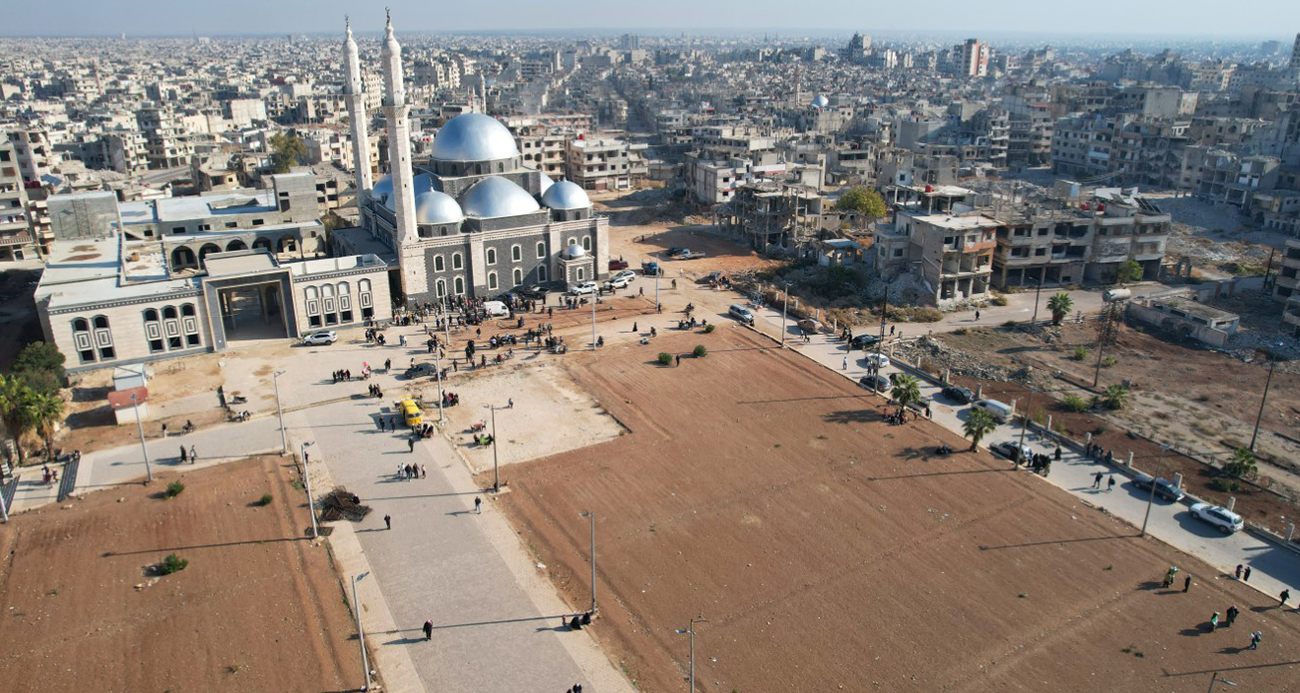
[343,17,373,199]
[479,73,488,112]
[381,10,425,299]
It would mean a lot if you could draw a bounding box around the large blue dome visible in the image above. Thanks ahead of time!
[430,113,519,162]
[459,176,541,218]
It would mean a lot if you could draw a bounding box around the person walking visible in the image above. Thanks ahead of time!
[474,496,482,514]
[1092,471,1104,489]
[1183,575,1192,593]
[179,445,187,464]
[419,464,426,479]
[189,445,197,464]
[1107,475,1116,492]
[1210,611,1219,632]
[1226,605,1240,627]
[975,309,981,321]
[632,322,638,333]
[423,619,434,640]
[842,356,848,370]
[408,437,415,453]
[1248,630,1261,650]
[378,417,386,432]
[1280,588,1291,607]
[1235,564,1243,579]
[384,514,391,530]
[1244,566,1252,582]
[161,423,168,438]
[675,354,681,367]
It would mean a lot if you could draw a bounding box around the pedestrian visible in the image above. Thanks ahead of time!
[1248,630,1261,650]
[890,325,895,335]
[1244,566,1252,582]
[1235,564,1243,579]
[385,358,392,372]
[508,398,515,409]
[384,514,392,530]
[179,445,187,463]
[1092,471,1103,489]
[842,356,848,370]
[1280,588,1291,607]
[675,354,681,367]
[420,464,426,479]
[471,496,482,514]
[1107,475,1116,492]
[1210,611,1219,631]
[379,417,386,432]
[1226,605,1239,627]
[161,423,168,438]
[975,309,981,321]
[632,321,638,333]
[1054,445,1061,461]
[423,619,434,640]
[408,437,415,453]
[189,445,197,464]
[1184,575,1191,592]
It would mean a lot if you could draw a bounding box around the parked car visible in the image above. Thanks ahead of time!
[301,330,337,346]
[858,374,890,391]
[1132,473,1185,502]
[990,440,1033,461]
[404,363,435,379]
[862,353,890,369]
[568,281,598,296]
[850,334,881,350]
[797,318,819,333]
[729,304,755,325]
[483,300,510,317]
[1189,502,1244,534]
[516,284,551,300]
[641,261,662,276]
[941,385,976,404]
[604,275,632,290]
[609,269,636,285]
[608,258,629,270]
[972,398,1013,423]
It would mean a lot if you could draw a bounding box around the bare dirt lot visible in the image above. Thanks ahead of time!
[0,456,362,692]
[496,328,1300,692]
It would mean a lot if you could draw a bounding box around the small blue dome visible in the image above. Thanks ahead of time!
[415,190,463,225]
[541,180,590,210]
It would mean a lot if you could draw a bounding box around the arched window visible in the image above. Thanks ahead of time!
[72,318,89,332]
[144,309,164,353]
[567,237,576,249]
[454,276,465,295]
[72,318,95,363]
[577,268,585,281]
[486,248,496,265]
[511,244,522,262]
[513,268,523,286]
[538,265,548,281]
[488,272,498,290]
[93,316,110,329]
[337,281,350,295]
[144,309,159,322]
[536,241,546,258]
[359,279,371,293]
[452,253,463,270]
[582,236,592,251]
[181,304,196,317]
[436,279,446,297]
[91,315,114,360]
[434,255,445,272]
[162,306,178,320]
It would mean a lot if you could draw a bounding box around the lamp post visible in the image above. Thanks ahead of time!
[1030,270,1046,325]
[484,404,501,492]
[433,346,445,424]
[874,287,889,394]
[353,572,373,691]
[675,617,708,693]
[272,370,287,455]
[130,392,152,484]
[591,288,598,350]
[580,510,596,614]
[1249,344,1282,452]
[655,267,660,307]
[780,281,791,348]
[1141,444,1172,538]
[1016,382,1036,469]
[301,441,318,539]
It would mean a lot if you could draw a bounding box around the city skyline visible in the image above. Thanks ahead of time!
[1,0,1297,38]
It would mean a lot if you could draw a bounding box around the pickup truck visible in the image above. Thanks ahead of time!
[641,261,662,276]
[668,248,706,260]
[608,258,629,270]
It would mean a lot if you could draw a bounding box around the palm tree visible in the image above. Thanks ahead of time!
[24,391,65,462]
[0,373,38,464]
[1047,292,1074,326]
[1225,448,1258,480]
[963,408,997,452]
[891,374,922,412]
[1101,384,1129,411]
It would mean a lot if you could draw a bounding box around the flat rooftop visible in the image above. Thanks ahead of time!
[913,213,999,231]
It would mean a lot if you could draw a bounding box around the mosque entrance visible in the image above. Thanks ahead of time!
[217,282,288,342]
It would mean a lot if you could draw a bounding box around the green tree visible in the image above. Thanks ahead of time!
[963,408,997,452]
[1224,448,1258,480]
[890,374,922,411]
[1116,259,1143,285]
[0,373,39,464]
[24,390,64,461]
[1100,384,1129,410]
[1047,293,1074,326]
[834,187,887,222]
[269,132,307,174]
[12,342,66,383]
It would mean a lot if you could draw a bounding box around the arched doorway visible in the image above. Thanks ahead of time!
[198,243,221,268]
[172,246,197,270]
[252,237,273,253]
[226,239,247,252]
[277,235,297,255]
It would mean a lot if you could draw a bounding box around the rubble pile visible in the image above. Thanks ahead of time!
[893,336,1018,382]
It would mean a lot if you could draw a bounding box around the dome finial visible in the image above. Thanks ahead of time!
[344,15,351,38]
[385,7,393,37]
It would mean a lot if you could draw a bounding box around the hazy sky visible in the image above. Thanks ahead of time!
[2,0,1296,37]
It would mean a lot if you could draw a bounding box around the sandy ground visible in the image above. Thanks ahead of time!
[494,328,1300,693]
[0,455,362,692]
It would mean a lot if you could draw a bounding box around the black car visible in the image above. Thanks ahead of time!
[850,334,881,350]
[941,385,976,404]
[1132,473,1185,502]
[516,285,550,300]
[858,374,890,391]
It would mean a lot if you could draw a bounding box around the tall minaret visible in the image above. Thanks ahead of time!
[479,73,488,113]
[381,10,424,299]
[343,17,373,199]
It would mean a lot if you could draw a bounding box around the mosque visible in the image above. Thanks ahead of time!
[339,13,609,304]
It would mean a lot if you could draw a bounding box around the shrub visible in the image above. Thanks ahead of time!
[692,345,707,358]
[1070,346,1089,361]
[165,481,185,498]
[257,494,273,506]
[657,352,673,366]
[1101,355,1117,368]
[951,327,969,336]
[160,553,189,575]
[704,323,716,334]
[1208,478,1239,493]
[990,294,1009,307]
[1061,394,1090,413]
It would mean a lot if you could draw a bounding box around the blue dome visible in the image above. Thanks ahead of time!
[415,190,463,225]
[811,94,829,109]
[371,174,393,199]
[383,173,434,211]
[430,113,519,162]
[541,180,590,210]
[460,176,541,218]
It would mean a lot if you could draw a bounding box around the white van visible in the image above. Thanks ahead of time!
[483,300,510,317]
[972,398,1012,423]
[729,304,755,325]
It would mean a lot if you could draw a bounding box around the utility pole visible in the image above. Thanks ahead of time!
[780,281,791,347]
[591,289,598,349]
[353,572,373,691]
[1092,300,1121,387]
[433,346,445,424]
[1030,269,1046,325]
[1250,347,1281,452]
[273,370,287,455]
[301,441,318,539]
[1141,445,1171,538]
[875,287,889,393]
[676,617,708,693]
[130,392,152,484]
[581,510,596,613]
[487,404,501,492]
[1016,383,1035,468]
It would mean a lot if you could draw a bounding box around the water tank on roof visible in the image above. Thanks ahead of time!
[924,184,933,193]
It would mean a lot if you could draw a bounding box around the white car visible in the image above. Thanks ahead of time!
[301,330,337,346]
[604,273,633,289]
[568,281,598,296]
[1189,502,1244,534]
[862,353,889,369]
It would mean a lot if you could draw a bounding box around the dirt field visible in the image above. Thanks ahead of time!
[0,456,362,692]
[495,328,1300,692]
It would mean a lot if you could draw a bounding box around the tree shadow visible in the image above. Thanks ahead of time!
[823,409,876,424]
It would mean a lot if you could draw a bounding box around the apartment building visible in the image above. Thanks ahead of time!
[874,186,995,305]
[717,179,823,252]
[1277,237,1300,337]
[564,136,647,191]
[138,105,192,170]
[0,139,35,261]
[503,116,573,178]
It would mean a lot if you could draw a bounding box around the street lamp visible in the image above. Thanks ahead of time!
[591,288,598,350]
[272,370,287,455]
[432,346,445,424]
[1249,342,1283,452]
[1141,444,1172,538]
[1207,671,1237,692]
[352,572,373,691]
[301,441,318,539]
[1017,382,1036,469]
[780,281,791,348]
[580,510,596,614]
[484,403,501,492]
[130,392,152,484]
[675,617,708,693]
